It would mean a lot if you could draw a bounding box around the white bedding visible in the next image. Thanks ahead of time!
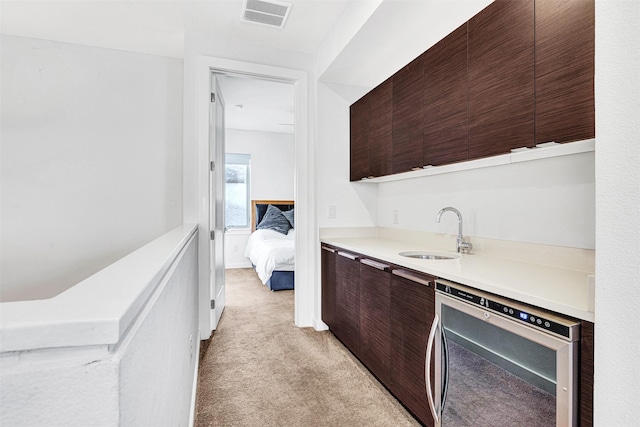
[244,229,295,284]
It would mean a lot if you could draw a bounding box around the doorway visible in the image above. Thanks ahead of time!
[215,71,296,315]
[195,56,314,339]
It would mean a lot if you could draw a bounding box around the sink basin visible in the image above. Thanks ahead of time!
[399,251,459,260]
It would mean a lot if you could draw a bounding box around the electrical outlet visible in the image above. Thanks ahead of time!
[328,205,337,218]
[393,210,399,224]
[189,334,193,357]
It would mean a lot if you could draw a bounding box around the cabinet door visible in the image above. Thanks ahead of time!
[359,260,391,387]
[468,0,535,159]
[580,320,594,427]
[535,0,594,144]
[392,55,425,173]
[334,252,361,356]
[321,246,337,329]
[369,78,393,177]
[423,22,469,166]
[390,270,436,427]
[350,95,370,181]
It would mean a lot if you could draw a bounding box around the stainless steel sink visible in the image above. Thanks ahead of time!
[398,251,459,260]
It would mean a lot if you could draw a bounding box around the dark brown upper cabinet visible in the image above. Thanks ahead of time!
[369,78,393,178]
[349,95,370,181]
[535,0,595,144]
[349,0,594,181]
[468,0,535,160]
[392,55,424,173]
[423,22,469,166]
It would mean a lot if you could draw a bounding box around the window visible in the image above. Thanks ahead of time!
[225,154,251,229]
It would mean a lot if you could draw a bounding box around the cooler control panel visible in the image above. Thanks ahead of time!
[436,281,579,340]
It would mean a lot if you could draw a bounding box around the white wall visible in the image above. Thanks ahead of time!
[227,129,295,201]
[224,128,294,268]
[0,35,183,302]
[377,152,595,249]
[316,82,378,228]
[594,1,640,424]
[118,235,199,426]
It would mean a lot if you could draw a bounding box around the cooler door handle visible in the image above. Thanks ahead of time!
[426,314,440,425]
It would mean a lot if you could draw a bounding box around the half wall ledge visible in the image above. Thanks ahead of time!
[0,224,198,353]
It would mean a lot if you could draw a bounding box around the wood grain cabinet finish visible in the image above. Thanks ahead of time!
[392,55,425,173]
[423,22,469,166]
[580,320,594,427]
[321,247,594,427]
[468,0,535,159]
[369,78,394,178]
[349,95,370,181]
[390,271,436,427]
[359,260,392,387]
[535,0,595,144]
[349,0,594,179]
[321,246,337,329]
[334,252,361,356]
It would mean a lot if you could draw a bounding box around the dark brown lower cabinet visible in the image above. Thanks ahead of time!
[320,245,594,427]
[580,320,595,427]
[334,251,361,357]
[320,245,337,329]
[390,270,436,427]
[359,259,392,387]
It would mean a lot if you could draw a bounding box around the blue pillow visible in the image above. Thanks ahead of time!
[282,208,294,228]
[256,205,292,235]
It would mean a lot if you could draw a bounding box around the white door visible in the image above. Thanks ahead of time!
[210,73,226,329]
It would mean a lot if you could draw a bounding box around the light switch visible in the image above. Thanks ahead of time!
[393,210,399,224]
[328,205,336,218]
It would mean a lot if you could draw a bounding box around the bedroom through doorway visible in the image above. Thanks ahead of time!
[216,72,297,311]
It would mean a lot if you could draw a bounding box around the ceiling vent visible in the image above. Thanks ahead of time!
[242,0,292,29]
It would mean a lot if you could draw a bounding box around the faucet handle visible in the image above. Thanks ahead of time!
[458,240,472,253]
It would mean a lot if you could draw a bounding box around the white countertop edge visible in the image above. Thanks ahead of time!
[0,224,198,353]
[321,236,595,323]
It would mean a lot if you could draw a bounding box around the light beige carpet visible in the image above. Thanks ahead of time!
[195,268,419,427]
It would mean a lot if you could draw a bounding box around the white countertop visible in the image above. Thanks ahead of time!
[321,236,595,322]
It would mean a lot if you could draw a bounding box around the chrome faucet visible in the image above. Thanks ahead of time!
[436,207,472,253]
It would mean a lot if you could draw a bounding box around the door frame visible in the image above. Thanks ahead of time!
[196,55,315,338]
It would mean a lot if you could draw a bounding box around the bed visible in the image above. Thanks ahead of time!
[244,200,295,291]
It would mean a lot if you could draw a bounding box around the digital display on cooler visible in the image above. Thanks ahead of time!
[519,312,529,321]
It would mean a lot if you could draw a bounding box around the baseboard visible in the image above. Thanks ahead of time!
[224,261,253,269]
[188,329,201,427]
[313,318,329,331]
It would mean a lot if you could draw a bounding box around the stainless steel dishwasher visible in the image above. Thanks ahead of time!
[427,279,581,427]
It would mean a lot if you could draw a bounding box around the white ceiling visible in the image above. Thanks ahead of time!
[216,74,295,134]
[0,0,352,134]
[1,0,493,134]
[0,0,353,58]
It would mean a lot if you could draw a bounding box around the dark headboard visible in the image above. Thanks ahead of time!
[251,200,294,232]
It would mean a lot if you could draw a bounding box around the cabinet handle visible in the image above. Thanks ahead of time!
[392,269,432,287]
[426,314,440,424]
[360,259,390,271]
[337,251,360,261]
[321,246,336,253]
